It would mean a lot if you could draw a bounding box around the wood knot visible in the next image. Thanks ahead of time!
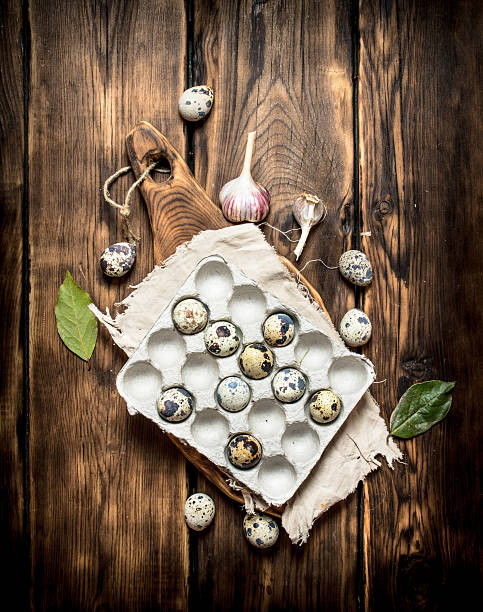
[398,358,435,398]
[396,554,442,609]
[402,357,435,381]
[373,199,393,221]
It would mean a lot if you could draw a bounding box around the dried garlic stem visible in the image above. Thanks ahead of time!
[242,131,257,176]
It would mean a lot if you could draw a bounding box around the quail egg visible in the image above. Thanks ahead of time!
[172,298,208,334]
[204,321,240,357]
[339,308,372,347]
[263,312,295,347]
[184,493,215,531]
[239,343,274,379]
[243,512,279,549]
[309,389,342,424]
[272,368,306,403]
[157,387,194,423]
[338,250,373,286]
[100,242,136,278]
[178,85,214,122]
[216,376,251,412]
[227,433,262,469]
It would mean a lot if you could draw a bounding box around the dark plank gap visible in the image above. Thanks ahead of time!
[21,0,32,607]
[0,1,28,608]
[349,3,366,609]
[185,1,201,607]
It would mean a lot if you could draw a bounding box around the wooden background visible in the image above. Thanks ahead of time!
[1,0,481,610]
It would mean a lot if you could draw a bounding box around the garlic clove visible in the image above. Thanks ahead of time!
[219,131,270,223]
[292,193,327,260]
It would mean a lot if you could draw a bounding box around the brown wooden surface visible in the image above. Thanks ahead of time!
[1,1,482,610]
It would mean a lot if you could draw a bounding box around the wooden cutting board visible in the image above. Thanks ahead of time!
[126,121,331,516]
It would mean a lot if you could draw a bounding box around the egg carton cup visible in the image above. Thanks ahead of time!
[116,255,375,507]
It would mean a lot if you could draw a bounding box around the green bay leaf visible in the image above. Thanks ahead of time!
[55,270,98,362]
[389,380,455,439]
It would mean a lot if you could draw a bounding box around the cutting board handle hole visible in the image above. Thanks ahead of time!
[151,158,172,183]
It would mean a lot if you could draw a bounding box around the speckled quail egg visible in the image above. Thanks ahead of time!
[100,242,136,278]
[216,376,251,412]
[157,387,194,423]
[263,312,295,347]
[204,321,240,357]
[338,250,373,286]
[272,368,306,403]
[227,433,262,469]
[243,512,279,549]
[339,308,372,347]
[184,493,215,531]
[239,343,274,379]
[178,85,214,122]
[172,298,208,335]
[309,389,342,424]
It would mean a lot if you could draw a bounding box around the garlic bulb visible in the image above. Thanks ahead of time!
[293,193,327,260]
[219,131,270,223]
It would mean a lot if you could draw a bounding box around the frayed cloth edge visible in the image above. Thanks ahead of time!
[286,445,404,545]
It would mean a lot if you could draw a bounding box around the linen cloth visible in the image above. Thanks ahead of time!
[90,224,402,544]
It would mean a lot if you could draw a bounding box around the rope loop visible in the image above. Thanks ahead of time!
[102,162,162,243]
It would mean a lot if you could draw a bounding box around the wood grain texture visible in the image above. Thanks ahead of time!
[358,0,483,609]
[27,1,189,609]
[192,1,358,609]
[0,1,27,609]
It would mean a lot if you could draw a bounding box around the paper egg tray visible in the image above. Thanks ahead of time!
[116,255,375,506]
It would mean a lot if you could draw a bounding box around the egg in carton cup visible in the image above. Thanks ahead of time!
[116,255,375,507]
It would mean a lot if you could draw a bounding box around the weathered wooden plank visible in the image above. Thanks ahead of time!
[192,1,358,608]
[28,1,189,609]
[358,0,483,609]
[0,1,27,608]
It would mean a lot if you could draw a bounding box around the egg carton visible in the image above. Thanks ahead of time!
[116,255,375,507]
